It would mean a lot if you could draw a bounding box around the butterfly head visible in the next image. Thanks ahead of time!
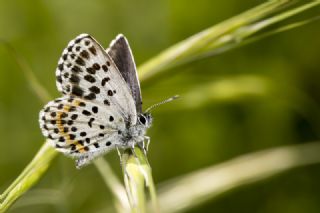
[138,113,153,128]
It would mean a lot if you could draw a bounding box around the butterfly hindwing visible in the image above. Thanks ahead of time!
[39,96,124,157]
[55,34,137,125]
[107,34,142,113]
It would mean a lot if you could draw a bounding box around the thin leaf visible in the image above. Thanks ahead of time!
[0,40,51,103]
[94,158,130,212]
[138,0,320,81]
[0,143,57,213]
[121,148,159,213]
[156,142,320,213]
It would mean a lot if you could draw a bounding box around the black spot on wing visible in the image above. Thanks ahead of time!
[88,118,95,127]
[71,114,78,120]
[57,75,62,83]
[75,57,85,66]
[86,67,95,74]
[84,93,96,100]
[92,106,98,113]
[102,65,108,72]
[69,134,76,140]
[84,75,96,83]
[80,50,90,59]
[104,99,110,106]
[89,46,97,55]
[79,102,86,107]
[82,110,91,116]
[71,86,84,97]
[92,63,100,70]
[58,64,64,71]
[67,45,73,52]
[107,90,113,96]
[69,74,80,83]
[89,86,100,94]
[101,77,110,86]
[71,65,82,73]
[57,104,63,109]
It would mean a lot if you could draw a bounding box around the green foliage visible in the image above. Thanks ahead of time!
[1,0,320,212]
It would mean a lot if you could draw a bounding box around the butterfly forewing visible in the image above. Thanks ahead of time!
[107,35,142,113]
[55,34,137,125]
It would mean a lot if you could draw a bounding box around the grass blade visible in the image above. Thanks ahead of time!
[0,40,51,103]
[121,148,159,213]
[93,158,130,212]
[0,142,57,213]
[138,0,320,81]
[157,142,320,213]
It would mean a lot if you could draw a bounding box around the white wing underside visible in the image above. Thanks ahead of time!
[39,34,137,161]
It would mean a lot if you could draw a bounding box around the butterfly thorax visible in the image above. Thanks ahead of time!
[118,113,152,148]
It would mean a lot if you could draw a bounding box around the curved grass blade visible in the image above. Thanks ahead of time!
[121,148,159,213]
[156,142,320,213]
[0,143,57,213]
[139,0,320,81]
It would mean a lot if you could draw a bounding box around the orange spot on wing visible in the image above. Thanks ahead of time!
[74,100,82,106]
[55,105,76,145]
[77,144,85,153]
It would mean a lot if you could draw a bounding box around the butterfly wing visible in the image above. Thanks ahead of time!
[55,34,137,125]
[40,34,138,167]
[39,96,121,157]
[107,34,142,113]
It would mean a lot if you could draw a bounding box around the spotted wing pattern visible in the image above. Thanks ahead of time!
[39,96,121,157]
[39,34,137,165]
[55,34,136,125]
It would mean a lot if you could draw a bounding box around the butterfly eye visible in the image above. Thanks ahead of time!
[139,115,146,125]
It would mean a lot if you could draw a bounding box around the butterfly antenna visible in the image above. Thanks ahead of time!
[145,95,179,113]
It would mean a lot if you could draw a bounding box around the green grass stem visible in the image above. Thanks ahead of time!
[1,0,320,212]
[138,0,320,81]
[121,148,159,213]
[156,142,320,213]
[0,143,57,213]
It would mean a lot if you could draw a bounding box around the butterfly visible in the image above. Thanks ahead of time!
[39,34,177,168]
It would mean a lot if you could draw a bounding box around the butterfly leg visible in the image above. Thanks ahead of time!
[136,140,148,155]
[131,143,138,158]
[76,155,90,169]
[75,150,104,169]
[116,147,123,164]
[144,136,150,152]
[142,141,147,156]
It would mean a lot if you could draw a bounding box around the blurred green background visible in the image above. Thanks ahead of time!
[1,0,320,212]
